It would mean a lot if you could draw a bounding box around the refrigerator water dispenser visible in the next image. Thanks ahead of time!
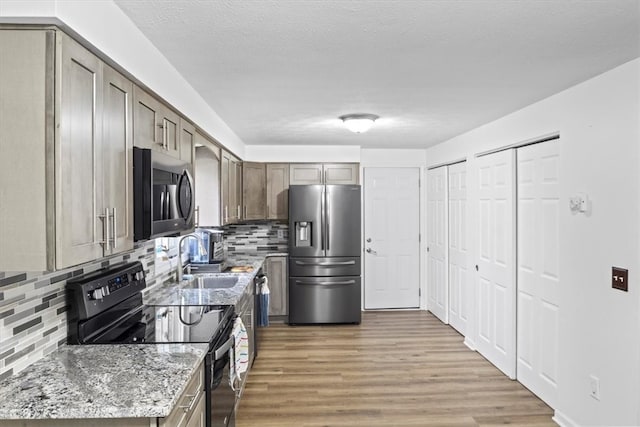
[295,221,311,247]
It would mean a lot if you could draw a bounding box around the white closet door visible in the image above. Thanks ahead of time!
[517,140,560,408]
[363,168,421,309]
[448,162,468,335]
[476,150,516,379]
[427,167,448,323]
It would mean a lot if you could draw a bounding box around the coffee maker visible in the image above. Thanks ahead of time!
[188,228,225,272]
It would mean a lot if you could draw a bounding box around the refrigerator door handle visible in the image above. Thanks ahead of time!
[295,280,357,286]
[325,187,330,252]
[320,187,326,251]
[294,260,356,266]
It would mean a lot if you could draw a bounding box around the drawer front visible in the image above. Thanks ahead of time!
[160,360,205,427]
[289,256,361,277]
[289,276,361,324]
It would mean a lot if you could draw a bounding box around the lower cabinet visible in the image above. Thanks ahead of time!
[159,360,205,427]
[184,394,206,427]
[266,256,288,317]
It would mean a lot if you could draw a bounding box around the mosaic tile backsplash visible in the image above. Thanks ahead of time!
[223,221,289,254]
[0,240,180,381]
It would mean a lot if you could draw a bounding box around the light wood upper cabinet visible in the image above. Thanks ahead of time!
[266,164,289,220]
[289,163,323,185]
[243,162,266,220]
[232,158,243,222]
[0,30,55,270]
[323,163,359,184]
[180,119,196,164]
[265,256,288,317]
[0,29,134,271]
[289,163,359,185]
[133,86,180,158]
[221,150,242,224]
[58,34,134,267]
[56,33,105,268]
[221,152,230,224]
[101,64,134,254]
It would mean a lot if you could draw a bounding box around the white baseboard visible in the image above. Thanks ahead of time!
[552,410,579,427]
[463,337,476,351]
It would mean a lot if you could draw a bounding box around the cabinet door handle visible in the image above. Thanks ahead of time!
[157,123,165,148]
[99,208,109,249]
[162,120,168,149]
[225,206,228,222]
[244,205,247,219]
[178,392,199,413]
[237,205,241,219]
[104,207,110,248]
[111,208,117,249]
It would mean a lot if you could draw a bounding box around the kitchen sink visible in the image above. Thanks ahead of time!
[189,276,239,289]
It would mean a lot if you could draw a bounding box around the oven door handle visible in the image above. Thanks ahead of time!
[215,336,234,361]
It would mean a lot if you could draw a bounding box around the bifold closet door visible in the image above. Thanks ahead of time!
[448,162,468,335]
[426,167,448,323]
[476,150,516,379]
[516,140,560,408]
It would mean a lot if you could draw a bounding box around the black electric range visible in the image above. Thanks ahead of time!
[66,261,236,427]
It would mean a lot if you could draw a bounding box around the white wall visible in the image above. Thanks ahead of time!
[360,148,427,167]
[426,58,640,426]
[0,0,246,157]
[244,144,361,163]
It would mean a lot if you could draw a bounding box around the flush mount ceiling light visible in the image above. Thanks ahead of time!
[339,114,379,134]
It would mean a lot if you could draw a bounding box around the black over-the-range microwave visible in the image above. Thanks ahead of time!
[133,147,195,241]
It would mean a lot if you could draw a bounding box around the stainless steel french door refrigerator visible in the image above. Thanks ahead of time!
[288,185,361,324]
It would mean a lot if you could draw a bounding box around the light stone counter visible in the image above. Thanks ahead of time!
[143,257,266,307]
[0,343,208,420]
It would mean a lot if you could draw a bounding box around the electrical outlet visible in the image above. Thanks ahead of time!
[589,375,600,401]
[277,230,284,239]
[612,267,628,292]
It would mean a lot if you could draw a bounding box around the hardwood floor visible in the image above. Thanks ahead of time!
[236,311,555,427]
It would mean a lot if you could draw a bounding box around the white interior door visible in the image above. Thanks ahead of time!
[364,168,420,309]
[448,162,468,335]
[476,150,516,379]
[427,167,448,322]
[516,140,560,408]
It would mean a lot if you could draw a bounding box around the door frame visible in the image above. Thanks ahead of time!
[360,164,426,310]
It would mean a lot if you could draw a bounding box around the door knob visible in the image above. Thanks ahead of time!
[366,238,372,243]
[366,248,377,254]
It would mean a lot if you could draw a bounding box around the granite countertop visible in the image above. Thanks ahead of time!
[0,343,208,420]
[143,256,266,307]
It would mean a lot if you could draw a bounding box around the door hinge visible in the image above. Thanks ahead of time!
[419,233,421,242]
[419,288,421,297]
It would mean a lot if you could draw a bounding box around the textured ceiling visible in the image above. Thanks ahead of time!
[114,0,640,149]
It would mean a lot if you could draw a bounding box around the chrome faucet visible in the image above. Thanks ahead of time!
[176,233,206,282]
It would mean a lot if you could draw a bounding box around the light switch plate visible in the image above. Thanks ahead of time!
[612,267,628,292]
